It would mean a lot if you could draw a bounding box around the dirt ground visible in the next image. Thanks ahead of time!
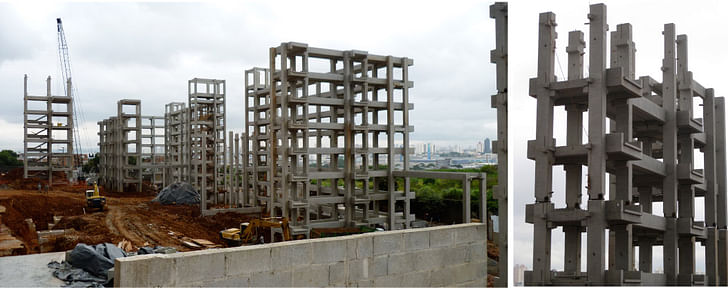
[0,185,260,255]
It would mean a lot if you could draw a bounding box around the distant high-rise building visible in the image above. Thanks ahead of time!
[484,137,491,153]
[477,141,483,154]
[427,143,431,160]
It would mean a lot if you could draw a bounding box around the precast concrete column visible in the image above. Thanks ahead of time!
[705,89,718,285]
[662,23,679,285]
[490,3,508,286]
[564,30,585,274]
[586,4,608,284]
[716,97,728,286]
[610,23,635,274]
[531,11,556,285]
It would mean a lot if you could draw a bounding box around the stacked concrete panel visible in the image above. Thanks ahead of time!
[187,78,226,211]
[525,3,728,286]
[23,75,74,185]
[490,2,508,287]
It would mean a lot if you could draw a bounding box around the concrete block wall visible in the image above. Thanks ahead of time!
[114,223,486,287]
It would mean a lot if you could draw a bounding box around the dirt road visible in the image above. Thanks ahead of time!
[0,188,258,255]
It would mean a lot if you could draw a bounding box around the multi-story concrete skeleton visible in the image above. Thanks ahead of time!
[163,102,188,186]
[91,43,490,246]
[244,42,418,238]
[526,3,728,286]
[98,100,165,193]
[187,78,227,211]
[23,75,74,185]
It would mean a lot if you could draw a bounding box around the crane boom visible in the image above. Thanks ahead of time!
[56,18,83,169]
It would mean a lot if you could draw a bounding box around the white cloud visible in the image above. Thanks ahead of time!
[0,1,498,153]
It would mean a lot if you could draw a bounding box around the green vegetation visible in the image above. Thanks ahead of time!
[83,153,100,173]
[0,150,23,166]
[410,165,498,221]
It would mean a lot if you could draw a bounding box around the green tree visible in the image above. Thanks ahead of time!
[0,150,22,166]
[83,153,100,173]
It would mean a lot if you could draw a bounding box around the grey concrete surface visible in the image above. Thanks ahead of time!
[0,251,66,287]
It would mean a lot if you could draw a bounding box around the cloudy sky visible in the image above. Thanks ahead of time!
[512,0,728,274]
[0,0,497,154]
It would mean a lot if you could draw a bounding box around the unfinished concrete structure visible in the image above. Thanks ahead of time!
[163,102,188,186]
[141,115,165,189]
[490,2,508,287]
[160,81,254,215]
[23,75,75,185]
[98,100,166,193]
[525,3,728,285]
[242,42,490,240]
[245,42,418,237]
[187,78,227,211]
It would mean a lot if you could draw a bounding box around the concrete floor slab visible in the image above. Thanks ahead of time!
[0,251,66,287]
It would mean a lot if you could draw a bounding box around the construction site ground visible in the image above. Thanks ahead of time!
[0,184,259,256]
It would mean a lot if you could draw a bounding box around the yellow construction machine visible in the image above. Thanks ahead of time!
[220,217,291,246]
[85,183,106,211]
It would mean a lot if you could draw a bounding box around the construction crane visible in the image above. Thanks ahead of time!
[56,18,84,174]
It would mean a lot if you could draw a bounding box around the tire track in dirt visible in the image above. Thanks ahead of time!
[108,205,147,246]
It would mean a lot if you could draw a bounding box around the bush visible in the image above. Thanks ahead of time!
[0,150,22,166]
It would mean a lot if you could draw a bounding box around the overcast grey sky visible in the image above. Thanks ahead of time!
[512,0,728,274]
[0,0,497,153]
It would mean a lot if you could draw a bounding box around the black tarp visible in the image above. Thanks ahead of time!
[48,243,123,288]
[49,243,176,287]
[152,182,200,205]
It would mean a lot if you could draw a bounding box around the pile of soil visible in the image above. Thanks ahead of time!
[0,191,86,253]
[143,202,258,245]
[0,187,262,256]
[52,214,119,251]
[0,168,69,190]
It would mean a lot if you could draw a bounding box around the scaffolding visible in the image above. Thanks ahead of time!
[23,75,74,185]
[525,3,728,286]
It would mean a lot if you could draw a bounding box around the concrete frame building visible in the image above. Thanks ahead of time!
[490,2,508,287]
[187,78,227,211]
[91,43,490,251]
[240,42,488,243]
[98,100,142,193]
[23,75,74,185]
[141,115,165,189]
[526,3,728,286]
[163,102,189,186]
[245,42,418,238]
[98,100,167,193]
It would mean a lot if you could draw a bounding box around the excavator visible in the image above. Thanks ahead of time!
[219,217,292,247]
[85,182,106,211]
